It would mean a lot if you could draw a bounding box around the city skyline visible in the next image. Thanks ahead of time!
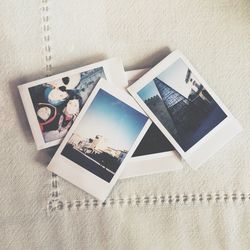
[71,89,148,151]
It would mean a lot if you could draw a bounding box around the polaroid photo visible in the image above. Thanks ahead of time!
[118,69,183,179]
[47,78,151,201]
[128,50,242,168]
[18,58,126,150]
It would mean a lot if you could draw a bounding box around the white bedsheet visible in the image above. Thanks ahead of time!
[1,0,250,249]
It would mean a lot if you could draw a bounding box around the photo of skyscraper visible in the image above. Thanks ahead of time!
[138,59,227,151]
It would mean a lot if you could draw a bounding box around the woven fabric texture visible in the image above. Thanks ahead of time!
[1,0,250,249]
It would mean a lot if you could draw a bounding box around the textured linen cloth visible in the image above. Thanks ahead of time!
[1,0,250,249]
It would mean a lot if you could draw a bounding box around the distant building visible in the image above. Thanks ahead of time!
[185,68,213,104]
[77,135,106,153]
[185,68,201,93]
[91,135,106,150]
[72,134,127,160]
[76,68,106,103]
[103,147,128,161]
[78,68,105,90]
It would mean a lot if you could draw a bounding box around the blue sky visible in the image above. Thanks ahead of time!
[138,81,161,101]
[74,89,148,151]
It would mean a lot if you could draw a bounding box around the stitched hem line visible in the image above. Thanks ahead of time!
[49,172,60,200]
[41,0,58,213]
[47,193,250,213]
[41,0,52,75]
[48,160,250,213]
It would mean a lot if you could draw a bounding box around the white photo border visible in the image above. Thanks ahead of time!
[18,58,126,150]
[47,78,152,201]
[127,50,242,168]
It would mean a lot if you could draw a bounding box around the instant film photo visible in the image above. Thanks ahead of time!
[18,58,125,150]
[128,50,242,168]
[47,79,151,201]
[120,69,183,179]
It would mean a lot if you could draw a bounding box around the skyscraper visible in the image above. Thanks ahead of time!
[154,78,194,137]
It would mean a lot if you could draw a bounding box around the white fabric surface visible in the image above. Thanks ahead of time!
[1,0,250,249]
